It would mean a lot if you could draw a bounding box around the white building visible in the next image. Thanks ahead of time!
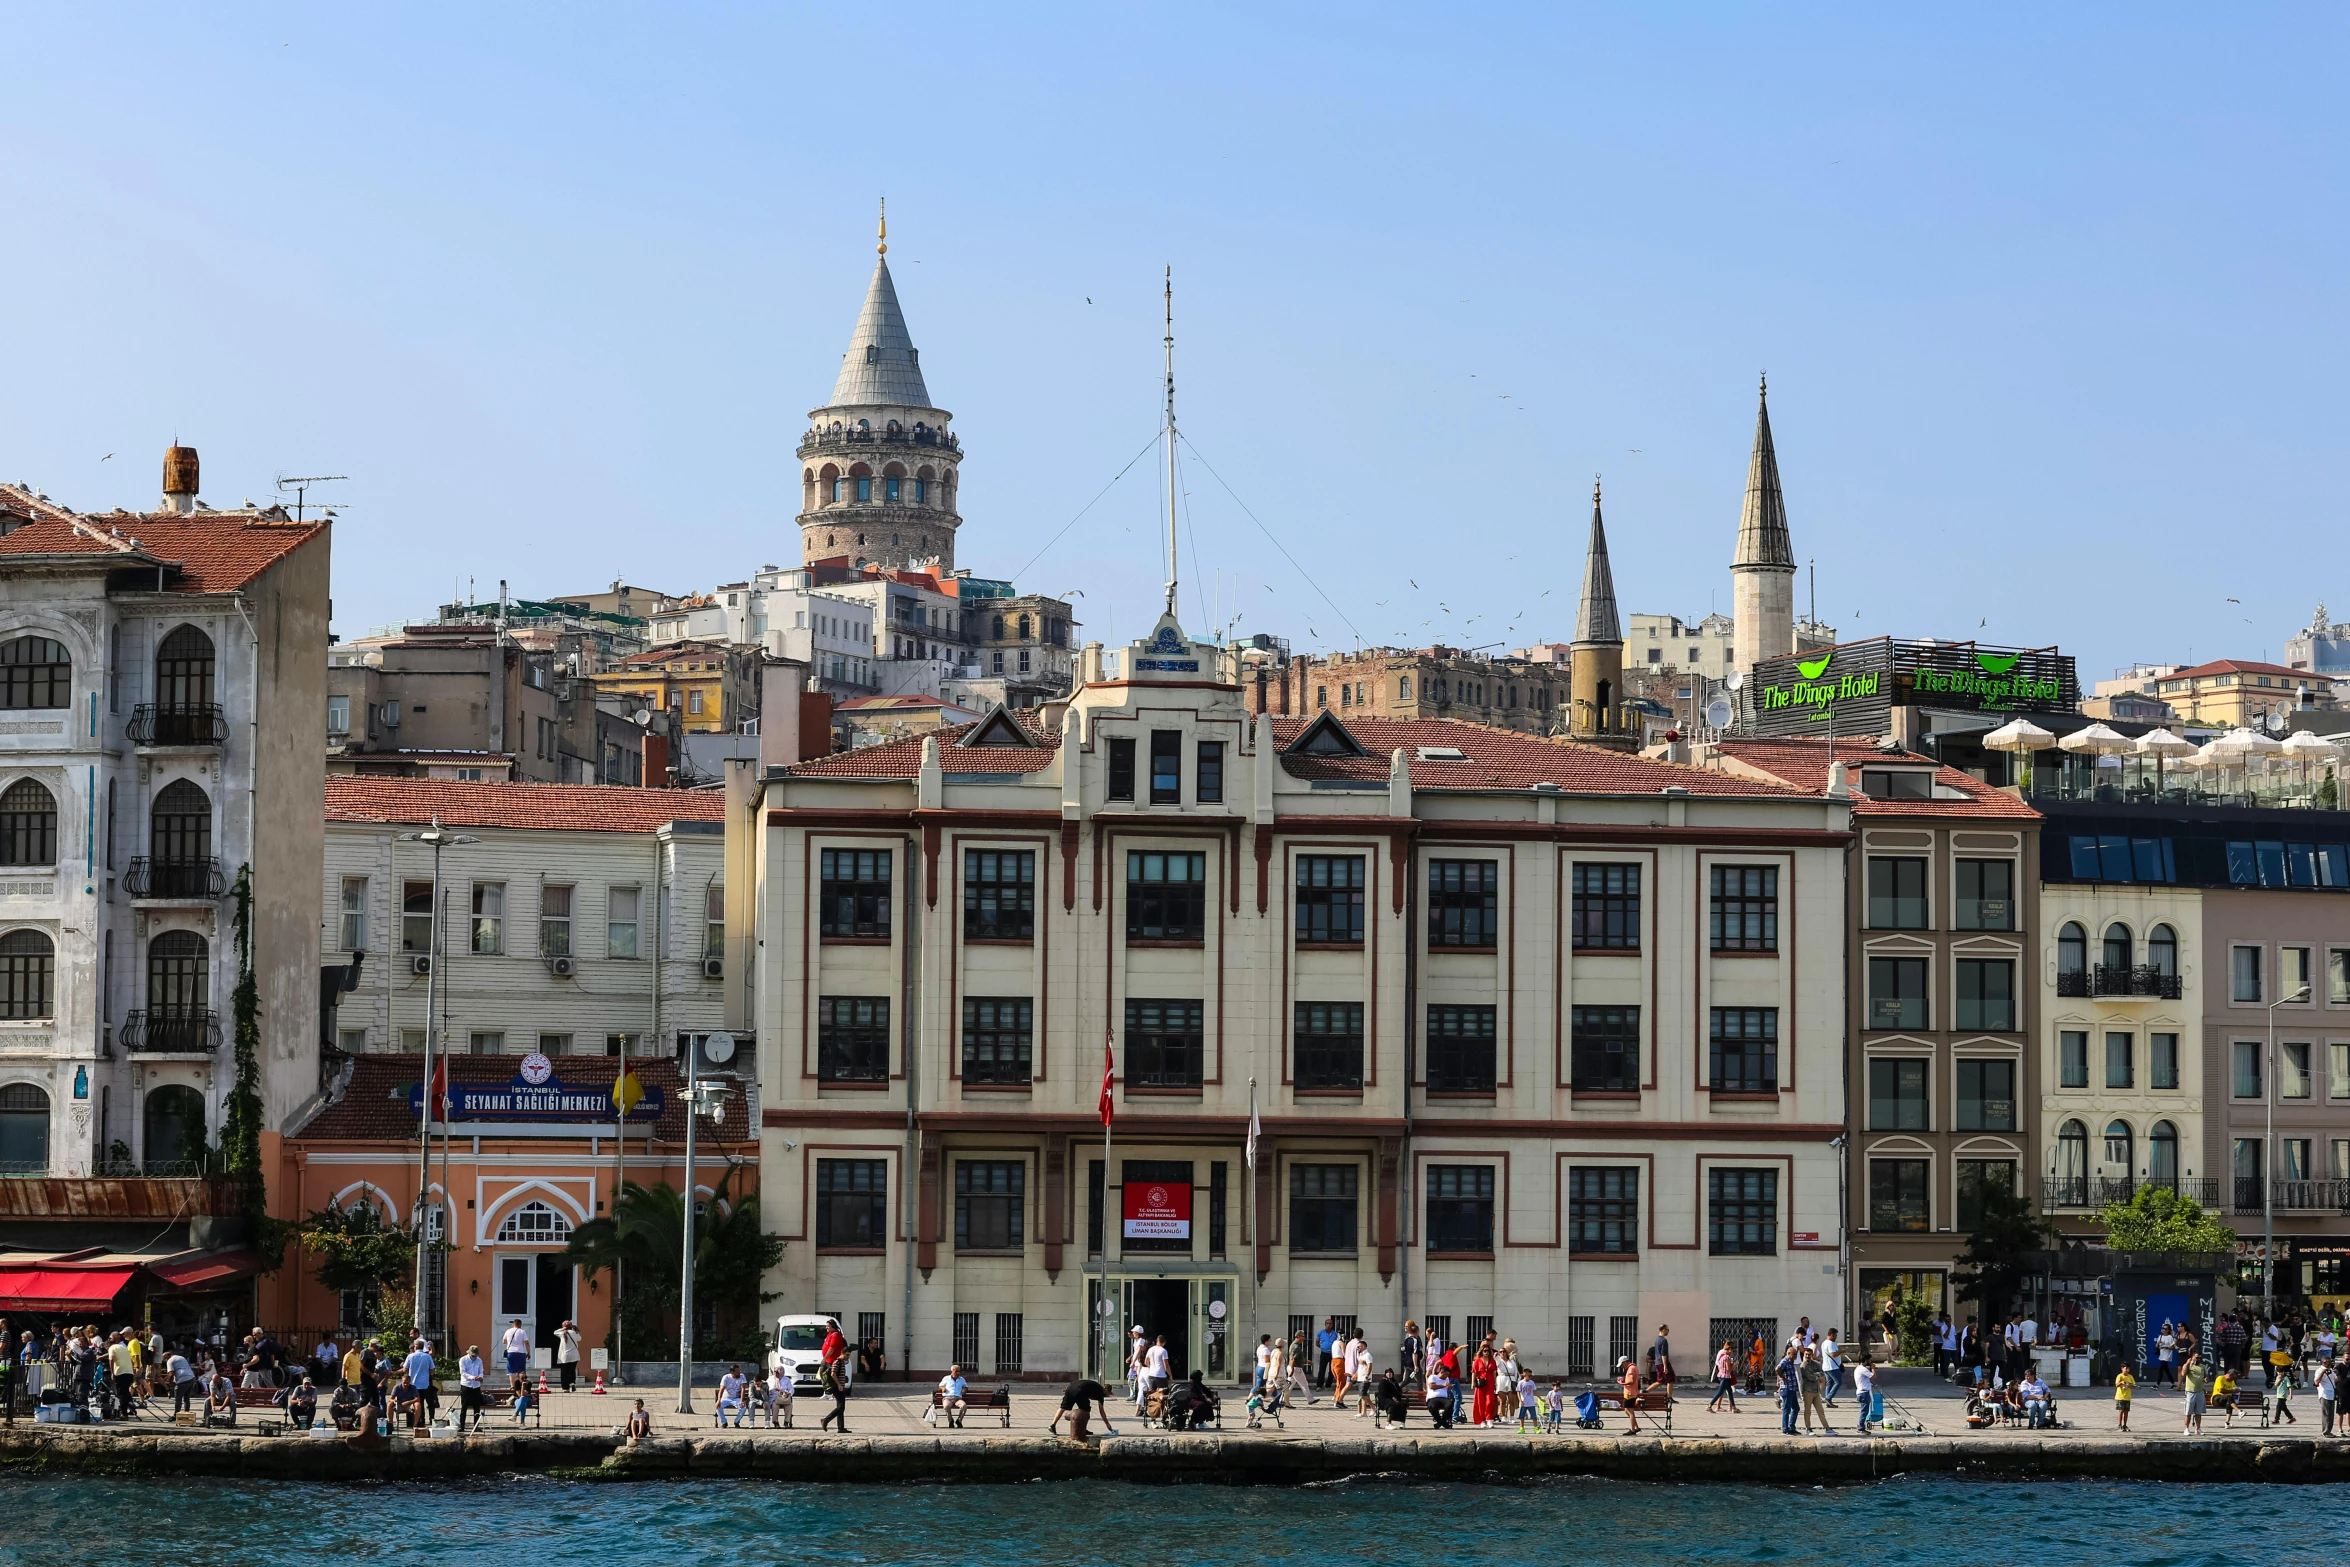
[320,777,730,1062]
[648,568,880,696]
[0,452,328,1178]
[744,613,1853,1384]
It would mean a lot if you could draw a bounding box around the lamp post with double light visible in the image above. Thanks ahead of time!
[395,817,479,1348]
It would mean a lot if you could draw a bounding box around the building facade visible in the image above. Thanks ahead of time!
[2154,659,2339,727]
[592,640,763,734]
[1246,646,1572,733]
[748,612,1852,1383]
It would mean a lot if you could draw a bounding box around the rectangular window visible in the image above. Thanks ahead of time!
[1195,741,1224,804]
[820,848,893,939]
[539,884,572,958]
[470,883,504,955]
[338,877,367,953]
[605,1032,639,1058]
[1867,857,1929,929]
[2283,1138,2312,1182]
[1293,1001,1364,1090]
[2233,946,2263,1002]
[1867,956,1928,1030]
[1707,1007,1778,1093]
[1294,855,1365,945]
[1955,1058,2015,1131]
[2284,947,2314,1002]
[954,1160,1025,1251]
[1208,1162,1227,1258]
[326,693,350,735]
[2333,1042,2350,1101]
[606,886,640,958]
[2104,1031,2134,1090]
[1569,1005,1644,1090]
[2330,949,2350,1005]
[1707,1167,1778,1256]
[1426,1165,1496,1254]
[704,883,724,959]
[1426,859,1498,948]
[1953,858,2014,930]
[1149,731,1182,804]
[1087,1161,1104,1255]
[1288,1163,1358,1254]
[1954,959,2014,1031]
[1708,865,1778,952]
[1568,1167,1638,1255]
[1426,1004,1498,1092]
[2060,1029,2089,1089]
[994,1313,1023,1376]
[469,1031,504,1055]
[817,996,891,1083]
[1124,997,1203,1089]
[1955,1160,2015,1233]
[1868,1058,1929,1130]
[2233,1039,2262,1099]
[952,1313,979,1370]
[1126,851,1207,941]
[534,1031,572,1056]
[1106,737,1136,801]
[2281,1040,2312,1100]
[1571,863,1641,950]
[961,997,1034,1085]
[1868,1159,1930,1233]
[402,880,434,953]
[2151,1032,2180,1090]
[963,849,1035,941]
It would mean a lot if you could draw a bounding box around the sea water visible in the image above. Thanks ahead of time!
[0,1474,2336,1565]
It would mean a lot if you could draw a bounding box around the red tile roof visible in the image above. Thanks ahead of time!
[1710,736,2040,819]
[791,710,1060,777]
[297,1053,750,1144]
[0,508,324,593]
[1271,717,1808,795]
[325,776,724,832]
[2165,658,2314,682]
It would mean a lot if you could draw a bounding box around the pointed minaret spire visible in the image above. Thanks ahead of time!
[1734,372,1794,569]
[1730,372,1797,674]
[1573,477,1621,644]
[828,208,931,407]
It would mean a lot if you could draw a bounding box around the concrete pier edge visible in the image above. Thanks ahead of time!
[2,1429,2347,1485]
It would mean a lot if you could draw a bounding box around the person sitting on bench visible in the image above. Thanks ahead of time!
[330,1382,364,1431]
[1176,1369,1219,1429]
[936,1365,969,1428]
[1425,1364,1455,1428]
[1374,1367,1409,1429]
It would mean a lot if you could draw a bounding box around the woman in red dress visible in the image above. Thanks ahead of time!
[1469,1347,1499,1426]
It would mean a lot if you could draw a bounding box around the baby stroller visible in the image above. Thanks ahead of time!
[1573,1390,1603,1430]
[1165,1385,1221,1431]
[1245,1382,1286,1430]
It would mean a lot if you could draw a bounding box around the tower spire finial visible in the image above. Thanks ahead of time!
[877,197,887,255]
[1162,265,1179,619]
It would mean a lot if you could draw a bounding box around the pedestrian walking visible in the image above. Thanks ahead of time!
[555,1320,581,1394]
[1647,1325,1673,1389]
[1315,1318,1339,1390]
[1798,1346,1829,1434]
[1708,1340,1738,1413]
[1400,1320,1423,1388]
[818,1318,852,1433]
[1469,1344,1498,1427]
[2181,1355,2209,1434]
[1775,1346,1800,1436]
[1820,1329,1843,1406]
[1617,1356,1644,1435]
[1496,1339,1522,1419]
[2317,1360,2337,1437]
[2155,1322,2178,1387]
[500,1319,532,1399]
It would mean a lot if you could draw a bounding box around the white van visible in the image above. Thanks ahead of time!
[772,1315,850,1392]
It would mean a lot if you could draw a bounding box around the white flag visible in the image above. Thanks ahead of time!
[1245,1085,1260,1173]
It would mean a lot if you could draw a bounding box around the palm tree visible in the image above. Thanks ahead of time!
[564,1164,779,1356]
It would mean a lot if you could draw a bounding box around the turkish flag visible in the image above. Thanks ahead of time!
[429,1056,449,1119]
[1098,1030,1116,1128]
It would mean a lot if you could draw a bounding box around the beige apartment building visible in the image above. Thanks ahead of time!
[743,612,1855,1383]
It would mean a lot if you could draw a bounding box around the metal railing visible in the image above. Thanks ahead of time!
[2056,971,2091,997]
[125,856,225,898]
[2040,1178,2090,1209]
[2091,965,2185,999]
[797,425,959,455]
[122,1007,222,1053]
[126,703,227,746]
[2273,1179,2350,1212]
[2233,1177,2267,1213]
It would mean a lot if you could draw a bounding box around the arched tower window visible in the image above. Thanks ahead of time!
[150,780,212,894]
[2102,922,2132,975]
[2149,1120,2179,1186]
[0,1082,49,1173]
[0,780,56,866]
[2057,922,2086,976]
[0,930,53,1019]
[156,625,216,710]
[144,1084,205,1173]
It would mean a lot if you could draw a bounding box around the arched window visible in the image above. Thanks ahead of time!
[156,625,216,711]
[1017,615,1032,641]
[2149,1120,2180,1186]
[2148,924,2178,977]
[493,1198,574,1243]
[0,930,53,1020]
[2103,1119,2134,1177]
[144,1084,206,1173]
[2057,922,2087,975]
[0,780,56,866]
[0,1083,49,1173]
[151,779,212,872]
[2056,1119,2088,1180]
[991,615,1005,640]
[2102,922,2132,974]
[0,637,70,710]
[148,930,209,1015]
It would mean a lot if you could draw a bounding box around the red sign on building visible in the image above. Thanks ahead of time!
[1123,1179,1192,1239]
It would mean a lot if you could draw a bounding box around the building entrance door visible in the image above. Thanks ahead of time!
[536,1255,575,1351]
[494,1253,536,1352]
[1126,1278,1191,1379]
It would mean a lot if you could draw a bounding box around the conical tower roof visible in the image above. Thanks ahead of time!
[825,253,935,409]
[1734,374,1794,569]
[1573,479,1622,645]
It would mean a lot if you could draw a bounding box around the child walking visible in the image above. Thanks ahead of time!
[2113,1365,2134,1430]
[1515,1369,1543,1433]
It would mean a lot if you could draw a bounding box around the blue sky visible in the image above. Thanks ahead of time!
[3,5,2342,680]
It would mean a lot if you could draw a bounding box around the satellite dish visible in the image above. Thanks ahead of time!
[703,1031,736,1065]
[633,710,652,726]
[2265,708,2288,736]
[1706,698,1735,729]
[1726,670,1745,692]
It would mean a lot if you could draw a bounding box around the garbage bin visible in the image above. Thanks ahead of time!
[2065,1352,2092,1388]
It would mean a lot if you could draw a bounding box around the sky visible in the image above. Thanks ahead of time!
[2,5,2344,682]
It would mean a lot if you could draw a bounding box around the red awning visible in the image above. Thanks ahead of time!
[0,1266,138,1312]
[144,1249,260,1291]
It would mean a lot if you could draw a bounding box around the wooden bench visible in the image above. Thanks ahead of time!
[1589,1385,1673,1434]
[929,1385,1011,1428]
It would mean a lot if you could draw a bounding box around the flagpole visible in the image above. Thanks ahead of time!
[1244,1076,1257,1387]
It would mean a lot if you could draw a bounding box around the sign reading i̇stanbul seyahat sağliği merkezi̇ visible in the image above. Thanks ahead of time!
[1746,638,2079,734]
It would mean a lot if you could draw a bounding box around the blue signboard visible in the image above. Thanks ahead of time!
[410,1066,664,1122]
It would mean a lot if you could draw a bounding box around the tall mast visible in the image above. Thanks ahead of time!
[1163,266,1179,619]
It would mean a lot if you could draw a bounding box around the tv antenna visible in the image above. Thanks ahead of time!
[275,473,350,522]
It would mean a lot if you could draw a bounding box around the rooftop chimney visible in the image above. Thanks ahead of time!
[161,444,199,514]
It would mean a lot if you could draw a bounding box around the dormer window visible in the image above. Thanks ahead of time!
[865,345,879,363]
[1858,769,1934,800]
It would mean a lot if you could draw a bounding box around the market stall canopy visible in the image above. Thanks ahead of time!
[1982,718,2057,752]
[0,1264,138,1313]
[144,1249,260,1291]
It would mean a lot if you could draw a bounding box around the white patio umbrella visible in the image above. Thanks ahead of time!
[1982,718,2057,791]
[2280,729,2340,796]
[2133,726,2197,797]
[2200,728,2281,799]
[2057,722,2132,754]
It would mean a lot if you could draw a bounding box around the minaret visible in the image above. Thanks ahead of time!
[795,202,965,572]
[1570,478,1624,736]
[1730,373,1795,674]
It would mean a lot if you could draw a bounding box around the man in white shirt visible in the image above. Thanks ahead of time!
[2019,1315,2040,1349]
[501,1320,533,1396]
[555,1319,583,1393]
[715,1364,748,1427]
[1127,1327,1150,1415]
[1820,1330,1844,1406]
[1254,1334,1276,1394]
[1347,1334,1371,1416]
[166,1350,196,1416]
[457,1345,486,1431]
[1144,1336,1172,1395]
[936,1363,969,1428]
[403,1338,440,1426]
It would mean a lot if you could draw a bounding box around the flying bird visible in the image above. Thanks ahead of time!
[1409,580,1419,588]
[1086,297,1092,304]
[99,453,113,462]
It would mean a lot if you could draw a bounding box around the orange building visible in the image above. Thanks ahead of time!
[269,1052,753,1358]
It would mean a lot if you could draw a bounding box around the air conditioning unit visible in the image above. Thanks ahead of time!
[409,954,431,976]
[548,956,576,979]
[701,955,724,979]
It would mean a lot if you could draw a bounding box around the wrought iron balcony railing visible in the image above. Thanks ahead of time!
[2092,965,2185,999]
[121,1007,221,1054]
[126,704,226,746]
[125,857,225,899]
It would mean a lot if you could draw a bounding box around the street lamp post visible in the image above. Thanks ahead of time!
[676,1038,731,1414]
[2264,981,2312,1311]
[395,818,479,1350]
